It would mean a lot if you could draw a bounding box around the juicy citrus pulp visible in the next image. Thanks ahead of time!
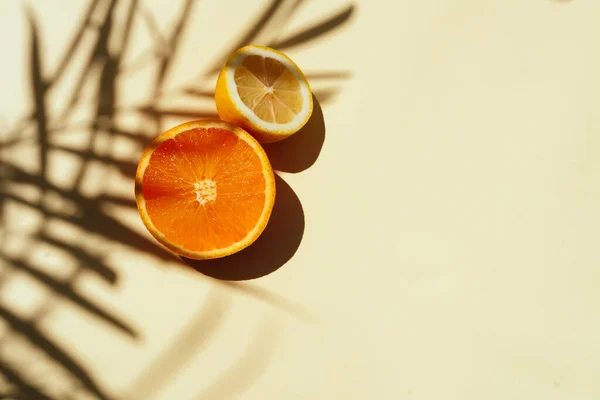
[135,120,275,260]
[215,45,313,143]
[235,55,303,124]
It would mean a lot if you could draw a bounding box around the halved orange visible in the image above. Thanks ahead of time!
[215,45,313,143]
[135,120,275,260]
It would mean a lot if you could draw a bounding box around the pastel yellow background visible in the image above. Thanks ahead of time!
[1,0,600,399]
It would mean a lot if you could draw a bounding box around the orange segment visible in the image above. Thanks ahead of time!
[215,45,313,143]
[135,120,275,260]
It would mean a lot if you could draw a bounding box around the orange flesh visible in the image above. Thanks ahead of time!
[234,55,302,124]
[142,128,266,252]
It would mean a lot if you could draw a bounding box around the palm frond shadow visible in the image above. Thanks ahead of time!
[126,288,231,400]
[194,316,282,400]
[1,0,355,398]
[1,1,144,399]
[0,361,55,400]
[0,306,117,400]
[272,4,356,50]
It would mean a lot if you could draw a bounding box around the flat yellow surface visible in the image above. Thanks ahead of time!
[1,0,599,399]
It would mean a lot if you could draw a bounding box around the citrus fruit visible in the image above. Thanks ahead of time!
[135,120,276,260]
[215,44,313,143]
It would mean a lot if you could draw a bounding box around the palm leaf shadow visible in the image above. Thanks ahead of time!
[47,0,103,91]
[127,289,230,400]
[55,0,120,124]
[0,306,115,400]
[1,2,142,399]
[2,164,174,263]
[0,362,55,400]
[204,0,286,75]
[0,0,103,147]
[151,0,196,88]
[2,0,357,398]
[195,318,282,400]
[204,1,355,75]
[26,3,48,184]
[37,233,117,284]
[271,4,356,50]
[1,255,137,338]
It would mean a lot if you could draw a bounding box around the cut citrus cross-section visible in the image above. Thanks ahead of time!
[215,45,313,143]
[135,120,276,260]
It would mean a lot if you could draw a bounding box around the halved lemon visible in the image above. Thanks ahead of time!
[215,45,313,143]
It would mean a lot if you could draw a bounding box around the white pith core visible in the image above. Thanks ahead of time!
[194,180,216,205]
